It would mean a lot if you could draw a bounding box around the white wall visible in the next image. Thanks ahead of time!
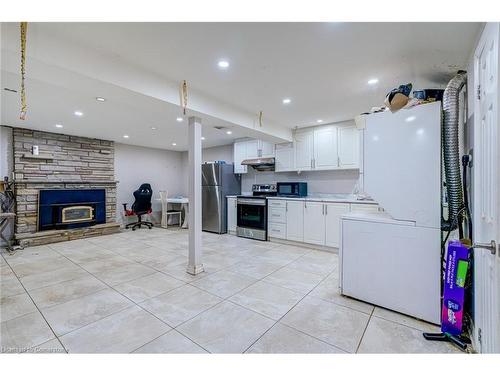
[190,142,359,195]
[241,168,359,195]
[0,126,14,245]
[115,143,185,224]
[201,144,233,164]
[180,144,235,195]
[0,126,13,179]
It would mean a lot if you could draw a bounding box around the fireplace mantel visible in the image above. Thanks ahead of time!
[13,180,119,184]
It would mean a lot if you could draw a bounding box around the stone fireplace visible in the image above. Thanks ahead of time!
[12,128,120,246]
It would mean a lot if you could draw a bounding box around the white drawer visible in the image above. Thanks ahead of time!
[267,199,287,208]
[268,206,286,223]
[268,222,286,239]
[350,203,379,213]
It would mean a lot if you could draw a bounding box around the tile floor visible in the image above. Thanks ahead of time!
[1,228,460,354]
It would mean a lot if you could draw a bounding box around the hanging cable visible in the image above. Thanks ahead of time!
[19,22,28,120]
[180,80,188,115]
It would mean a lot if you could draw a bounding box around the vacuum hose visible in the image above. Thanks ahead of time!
[441,71,467,232]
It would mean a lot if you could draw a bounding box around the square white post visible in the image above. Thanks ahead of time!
[186,116,204,275]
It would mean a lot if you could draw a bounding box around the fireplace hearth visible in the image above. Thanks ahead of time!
[38,189,106,231]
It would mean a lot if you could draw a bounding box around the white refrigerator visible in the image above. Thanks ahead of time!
[340,102,442,324]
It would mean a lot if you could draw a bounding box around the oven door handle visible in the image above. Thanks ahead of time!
[237,199,266,206]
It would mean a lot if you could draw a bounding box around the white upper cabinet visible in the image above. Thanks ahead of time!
[275,142,294,172]
[294,130,314,171]
[234,123,359,174]
[314,126,338,170]
[338,126,359,168]
[285,200,304,242]
[303,201,325,245]
[233,139,275,174]
[233,141,247,174]
[246,139,259,159]
[259,141,275,157]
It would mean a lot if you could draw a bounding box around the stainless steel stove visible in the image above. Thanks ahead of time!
[236,184,277,241]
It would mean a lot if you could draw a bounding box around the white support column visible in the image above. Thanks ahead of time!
[186,116,204,275]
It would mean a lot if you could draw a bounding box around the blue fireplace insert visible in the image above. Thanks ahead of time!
[38,189,106,231]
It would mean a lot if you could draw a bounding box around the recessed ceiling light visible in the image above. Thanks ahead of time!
[405,116,416,122]
[218,60,229,69]
[201,136,206,140]
[226,130,232,135]
[367,78,379,85]
[151,126,157,130]
[172,142,177,146]
[74,111,83,117]
[55,124,63,128]
[123,134,129,139]
[316,119,323,123]
[282,98,291,104]
[95,97,106,102]
[176,117,183,122]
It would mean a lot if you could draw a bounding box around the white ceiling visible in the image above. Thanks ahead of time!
[0,70,259,150]
[1,22,483,150]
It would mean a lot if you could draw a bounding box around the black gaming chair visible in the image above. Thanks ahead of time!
[123,183,154,230]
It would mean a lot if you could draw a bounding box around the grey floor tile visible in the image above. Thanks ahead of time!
[20,265,88,291]
[94,263,156,286]
[25,338,66,354]
[8,256,76,279]
[190,270,257,298]
[310,274,373,314]
[262,267,324,294]
[231,259,283,279]
[286,253,337,277]
[134,329,208,353]
[1,231,462,354]
[358,316,460,353]
[29,275,107,309]
[79,255,135,274]
[0,273,25,298]
[281,296,370,353]
[247,323,345,353]
[0,311,55,352]
[0,292,37,323]
[372,307,441,333]
[229,280,304,320]
[59,305,170,353]
[41,288,133,336]
[140,284,221,327]
[177,301,275,353]
[114,272,185,303]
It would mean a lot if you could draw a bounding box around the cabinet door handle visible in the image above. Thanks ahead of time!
[310,159,313,169]
[337,156,340,166]
[322,204,325,215]
[325,205,328,215]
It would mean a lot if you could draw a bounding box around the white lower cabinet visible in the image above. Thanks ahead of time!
[227,197,237,233]
[285,200,304,242]
[303,201,326,246]
[267,198,377,248]
[324,203,350,248]
[268,222,286,239]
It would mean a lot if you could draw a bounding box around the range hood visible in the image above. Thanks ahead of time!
[241,157,275,171]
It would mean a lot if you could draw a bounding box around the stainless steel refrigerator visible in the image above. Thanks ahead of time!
[202,163,241,234]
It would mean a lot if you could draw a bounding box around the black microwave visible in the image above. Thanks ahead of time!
[276,182,308,197]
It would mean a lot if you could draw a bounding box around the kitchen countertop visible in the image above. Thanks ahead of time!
[226,193,377,204]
